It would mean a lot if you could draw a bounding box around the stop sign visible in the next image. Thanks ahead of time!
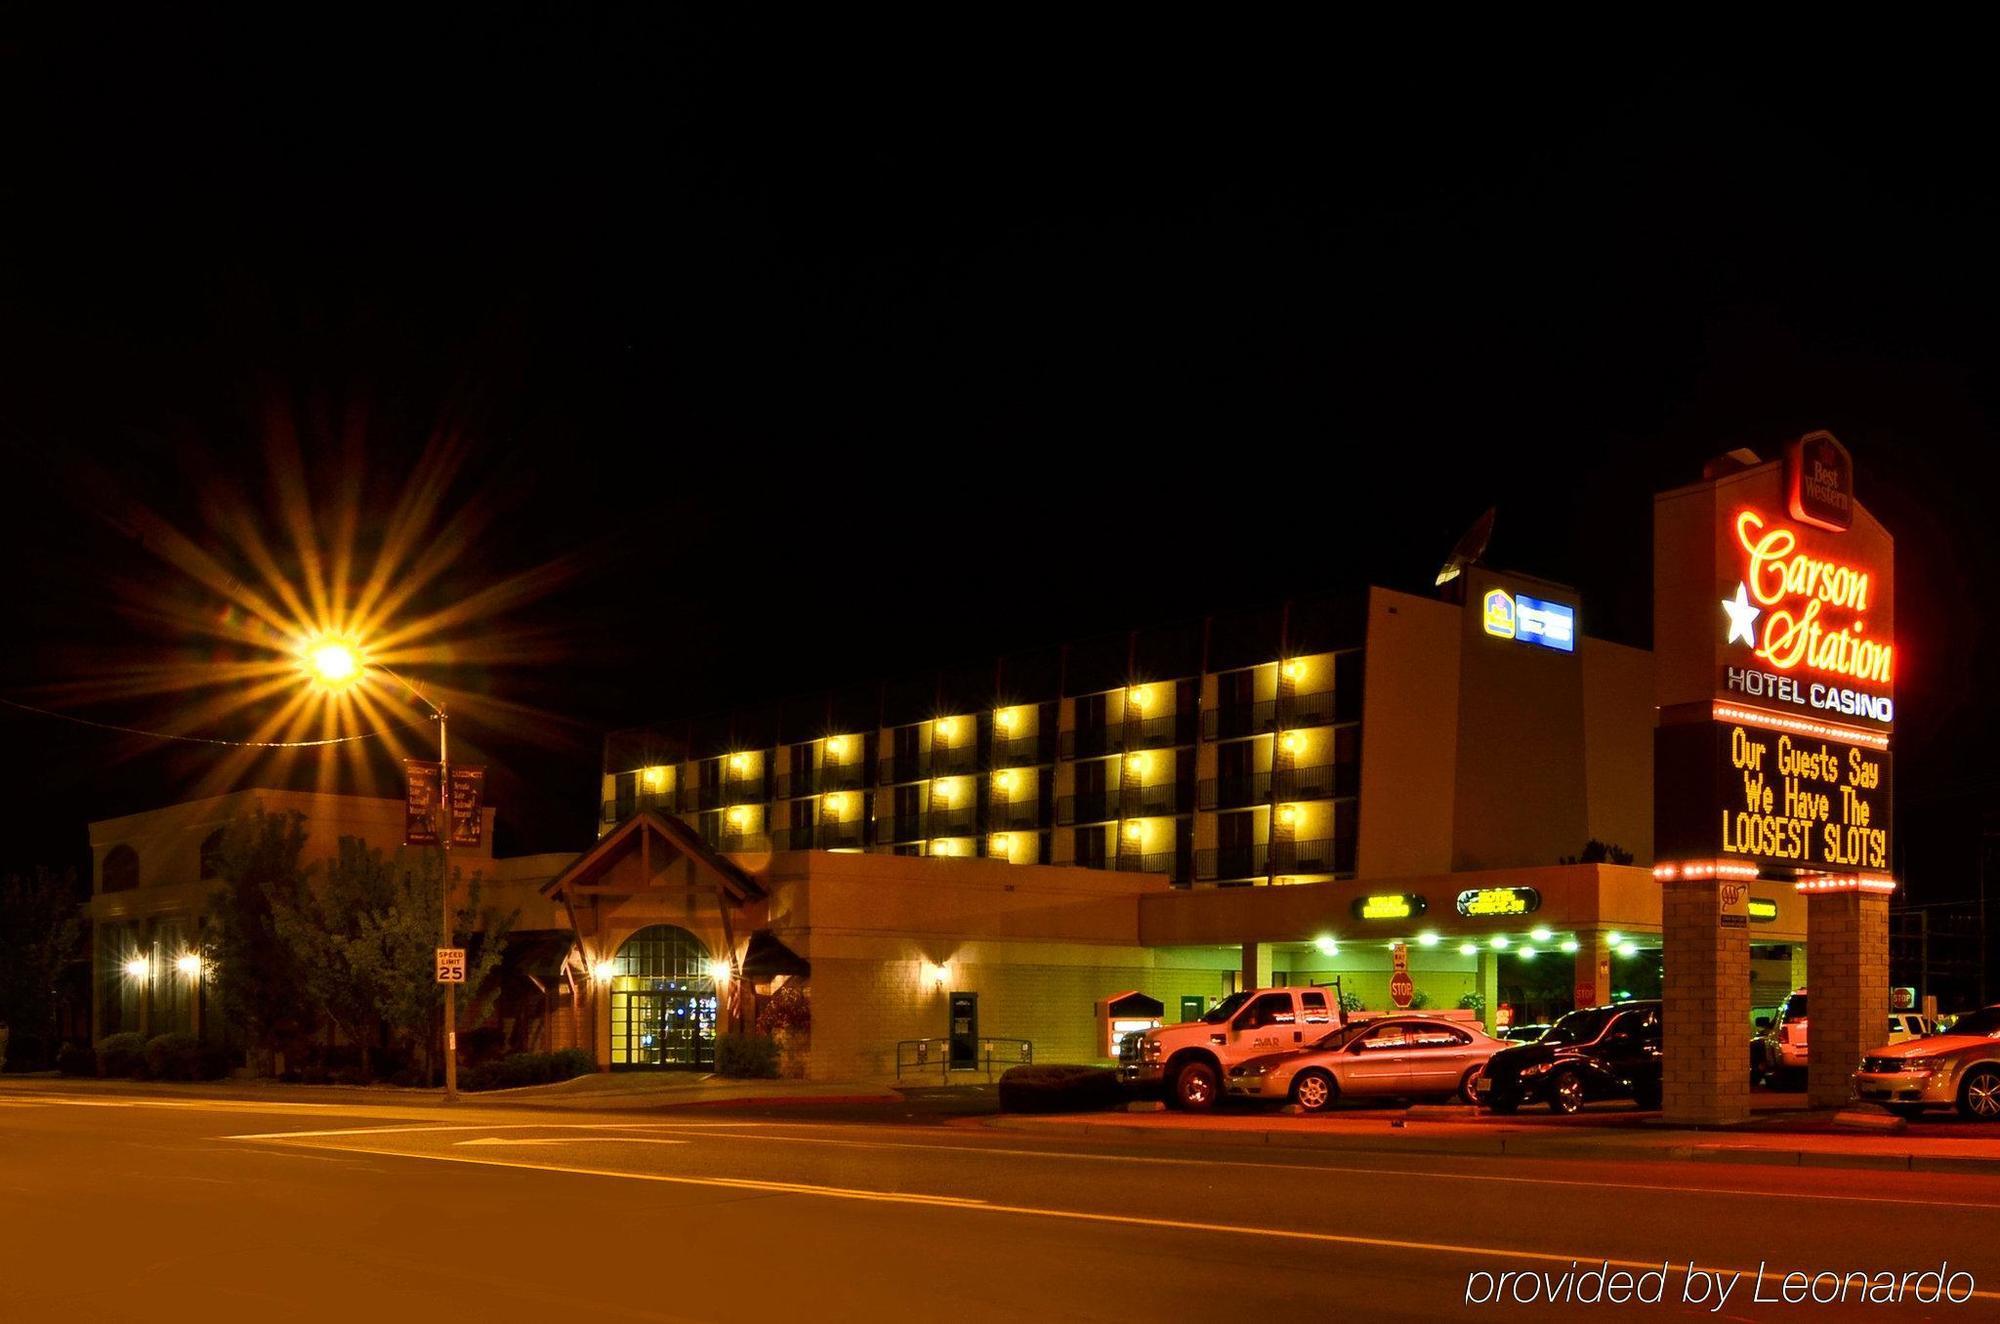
[1390,971,1415,1008]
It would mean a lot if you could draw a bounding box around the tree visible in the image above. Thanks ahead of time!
[336,845,514,1083]
[208,810,314,1069]
[0,869,85,1069]
[1560,840,1635,866]
[272,836,393,1076]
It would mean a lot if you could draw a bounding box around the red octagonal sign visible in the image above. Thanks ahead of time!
[1390,971,1415,1009]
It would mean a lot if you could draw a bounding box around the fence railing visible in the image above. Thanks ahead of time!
[894,1037,1034,1083]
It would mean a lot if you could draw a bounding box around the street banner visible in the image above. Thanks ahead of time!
[405,760,441,846]
[449,766,486,847]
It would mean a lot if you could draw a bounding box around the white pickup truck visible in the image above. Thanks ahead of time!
[1120,987,1340,1110]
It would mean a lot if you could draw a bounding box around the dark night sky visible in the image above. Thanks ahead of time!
[1,23,1994,897]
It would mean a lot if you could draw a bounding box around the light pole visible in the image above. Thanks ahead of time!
[308,642,460,1102]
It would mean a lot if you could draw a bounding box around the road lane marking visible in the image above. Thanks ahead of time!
[221,1119,2000,1213]
[455,1137,690,1147]
[222,1140,2000,1303]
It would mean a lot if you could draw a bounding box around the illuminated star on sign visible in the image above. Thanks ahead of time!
[1721,582,1760,646]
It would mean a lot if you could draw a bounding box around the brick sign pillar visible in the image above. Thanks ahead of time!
[1662,881,1751,1124]
[1805,887,1892,1107]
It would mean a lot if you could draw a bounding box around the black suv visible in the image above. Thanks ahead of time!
[1474,1000,1663,1114]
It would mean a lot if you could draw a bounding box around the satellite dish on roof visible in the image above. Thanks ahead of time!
[1434,506,1496,589]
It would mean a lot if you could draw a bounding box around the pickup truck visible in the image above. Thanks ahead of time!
[1120,987,1339,1110]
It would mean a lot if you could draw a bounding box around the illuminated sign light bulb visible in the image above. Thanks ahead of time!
[1417,932,1439,947]
[1531,926,1552,943]
[1459,942,1479,957]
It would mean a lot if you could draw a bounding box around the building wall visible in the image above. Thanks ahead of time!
[1581,636,1656,864]
[1357,588,1460,876]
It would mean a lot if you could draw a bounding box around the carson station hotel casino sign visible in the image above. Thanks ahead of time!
[1655,432,1894,885]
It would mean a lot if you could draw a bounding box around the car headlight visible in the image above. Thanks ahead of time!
[1234,1062,1272,1077]
[1899,1054,1945,1075]
[1142,1039,1164,1060]
[1519,1061,1555,1078]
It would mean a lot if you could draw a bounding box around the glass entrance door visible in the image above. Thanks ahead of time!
[606,925,719,1070]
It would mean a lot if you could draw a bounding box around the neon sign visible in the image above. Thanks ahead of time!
[1455,887,1541,917]
[1727,510,1891,686]
[1352,894,1427,921]
[1482,589,1515,640]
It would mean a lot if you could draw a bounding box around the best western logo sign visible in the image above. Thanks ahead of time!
[1482,588,1575,653]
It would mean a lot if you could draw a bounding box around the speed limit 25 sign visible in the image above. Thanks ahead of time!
[435,947,467,983]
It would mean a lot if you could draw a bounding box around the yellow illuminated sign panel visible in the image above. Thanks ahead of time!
[1352,893,1427,921]
[1483,589,1516,640]
[1454,887,1541,918]
[1748,898,1778,922]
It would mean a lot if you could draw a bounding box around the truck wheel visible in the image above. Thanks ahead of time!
[1292,1069,1338,1113]
[1958,1068,2000,1122]
[1548,1070,1586,1115]
[1172,1061,1220,1112]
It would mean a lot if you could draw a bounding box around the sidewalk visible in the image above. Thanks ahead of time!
[987,1104,2000,1175]
[0,1071,900,1113]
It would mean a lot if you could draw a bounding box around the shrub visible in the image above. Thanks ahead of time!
[196,1045,235,1080]
[459,1050,597,1093]
[714,1032,779,1079]
[56,1042,95,1076]
[145,1033,204,1081]
[998,1064,1124,1114]
[3,1030,52,1072]
[756,983,811,1036]
[96,1032,149,1079]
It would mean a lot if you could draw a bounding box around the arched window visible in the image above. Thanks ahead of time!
[102,845,139,893]
[608,925,716,1070]
[199,829,226,880]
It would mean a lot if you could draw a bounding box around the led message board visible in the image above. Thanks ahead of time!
[1455,887,1541,918]
[1657,721,1891,872]
[1352,893,1427,921]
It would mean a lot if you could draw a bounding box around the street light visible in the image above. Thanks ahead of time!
[304,636,462,1101]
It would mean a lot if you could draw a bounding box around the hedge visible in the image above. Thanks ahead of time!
[997,1064,1125,1114]
[460,1049,596,1093]
[96,1032,149,1079]
[56,1042,95,1077]
[714,1032,779,1079]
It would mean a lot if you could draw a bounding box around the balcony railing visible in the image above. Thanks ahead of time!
[1269,837,1339,874]
[819,760,867,791]
[926,804,979,837]
[1113,850,1177,876]
[818,818,865,850]
[1058,791,1118,825]
[929,743,980,775]
[604,788,682,822]
[1270,763,1358,801]
[769,825,816,850]
[1122,712,1194,749]
[1195,844,1269,881]
[877,755,929,785]
[721,776,769,805]
[872,814,924,845]
[775,770,817,799]
[1059,725,1124,759]
[1277,689,1339,729]
[1201,693,1337,741]
[1197,773,1272,811]
[991,733,1051,767]
[988,797,1047,830]
[1059,783,1186,824]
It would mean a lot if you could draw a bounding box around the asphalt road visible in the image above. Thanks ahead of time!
[3,1090,1998,1322]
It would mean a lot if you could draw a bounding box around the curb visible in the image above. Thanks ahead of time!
[985,1116,2000,1174]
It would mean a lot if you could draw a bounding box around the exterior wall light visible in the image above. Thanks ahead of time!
[727,806,749,827]
[123,956,151,979]
[729,753,748,772]
[1519,946,1538,959]
[1560,938,1581,954]
[1617,942,1640,959]
[996,708,1018,732]
[592,961,617,984]
[991,834,1012,855]
[1459,942,1479,957]
[1314,935,1339,956]
[1123,821,1143,843]
[823,793,846,816]
[174,952,204,979]
[935,717,958,742]
[1281,731,1304,755]
[1283,659,1307,682]
[707,959,732,984]
[825,736,848,760]
[1277,803,1299,827]
[642,766,666,789]
[1127,686,1149,710]
[933,779,955,804]
[1489,935,1510,950]
[1531,926,1553,943]
[1126,752,1150,776]
[1607,932,1623,945]
[1417,932,1439,947]
[995,770,1018,794]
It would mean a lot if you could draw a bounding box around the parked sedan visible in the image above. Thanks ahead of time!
[1226,1015,1508,1112]
[1476,1001,1663,1114]
[1853,1005,2000,1121]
